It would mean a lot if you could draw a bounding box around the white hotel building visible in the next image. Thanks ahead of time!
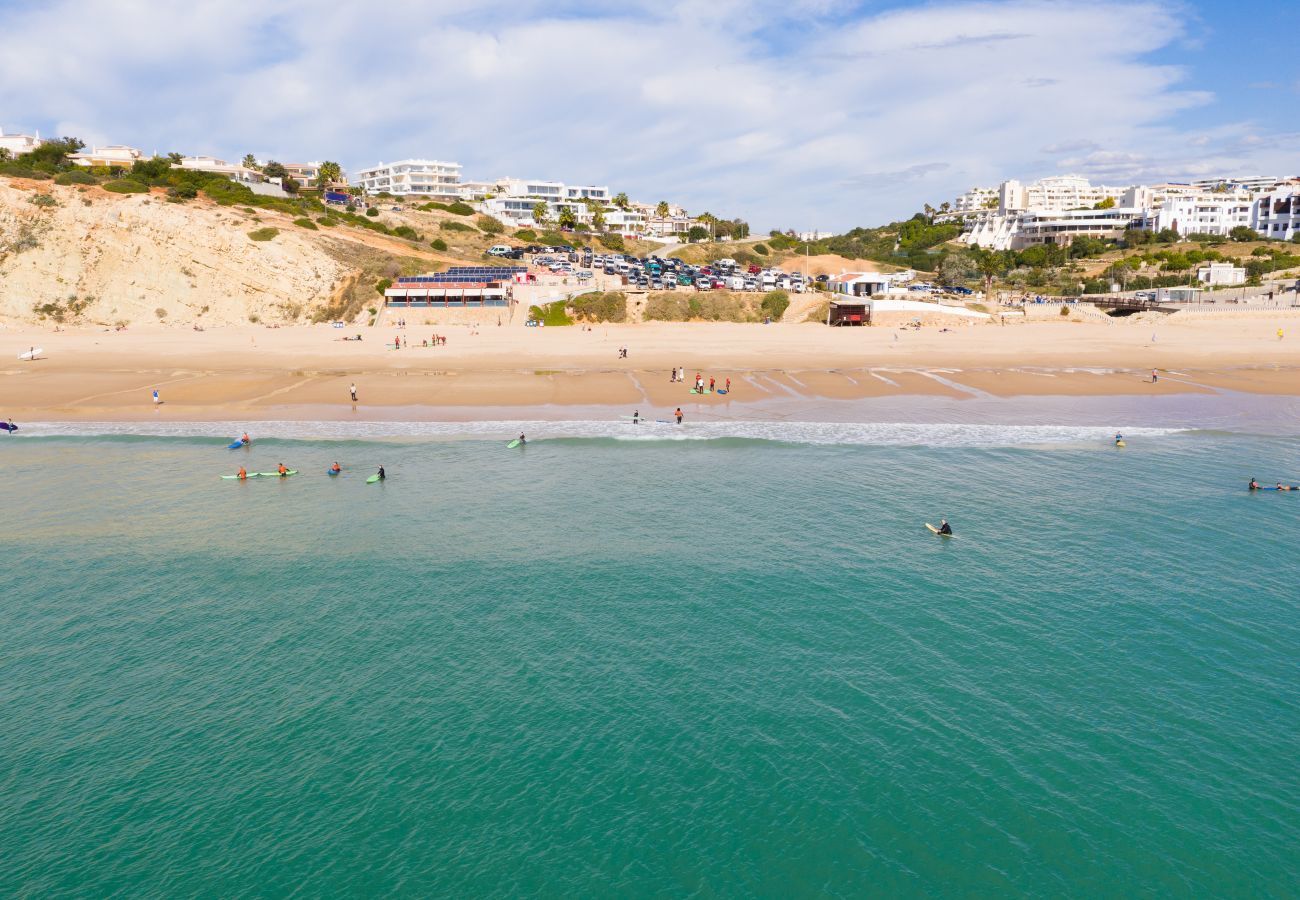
[961,174,1295,249]
[352,159,463,200]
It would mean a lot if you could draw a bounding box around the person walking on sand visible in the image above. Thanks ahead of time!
[675,407,683,424]
[152,389,160,405]
[349,382,358,402]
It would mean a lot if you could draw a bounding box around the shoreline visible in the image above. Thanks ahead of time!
[5,320,1300,425]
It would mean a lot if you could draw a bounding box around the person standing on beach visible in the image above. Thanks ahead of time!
[349,383,358,402]
[725,377,731,393]
[709,377,715,392]
[1151,369,1158,383]
[632,410,640,424]
[675,407,683,424]
[1278,327,1285,341]
[152,389,160,405]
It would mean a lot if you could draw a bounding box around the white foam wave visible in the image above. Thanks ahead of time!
[15,419,1188,448]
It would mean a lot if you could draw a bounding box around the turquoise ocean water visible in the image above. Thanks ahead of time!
[2,415,1299,896]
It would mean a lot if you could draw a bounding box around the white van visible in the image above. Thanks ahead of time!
[726,275,746,290]
[487,245,512,256]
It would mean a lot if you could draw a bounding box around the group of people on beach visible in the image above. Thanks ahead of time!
[668,368,731,394]
[391,334,448,350]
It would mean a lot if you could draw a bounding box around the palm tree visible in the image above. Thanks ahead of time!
[655,201,669,218]
[317,160,342,189]
[592,207,607,231]
[532,201,550,227]
[241,154,259,170]
[973,248,1006,299]
[613,192,629,210]
[558,205,577,229]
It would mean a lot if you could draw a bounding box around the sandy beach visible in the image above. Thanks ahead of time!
[4,316,1300,422]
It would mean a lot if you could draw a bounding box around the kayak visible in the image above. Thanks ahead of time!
[0,421,16,432]
[227,439,245,450]
[507,439,521,449]
[1256,486,1299,491]
[717,389,728,395]
[366,474,382,484]
[327,468,341,476]
[258,470,297,478]
[925,523,953,537]
[1115,440,1126,448]
[220,474,250,480]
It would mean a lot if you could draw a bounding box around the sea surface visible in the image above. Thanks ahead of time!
[3,415,1299,896]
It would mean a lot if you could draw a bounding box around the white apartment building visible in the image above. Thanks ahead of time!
[1192,175,1284,194]
[1147,192,1252,237]
[352,159,462,199]
[952,187,997,213]
[998,175,1125,214]
[965,207,1143,250]
[1198,262,1246,286]
[1252,188,1299,240]
[68,145,144,167]
[0,128,42,156]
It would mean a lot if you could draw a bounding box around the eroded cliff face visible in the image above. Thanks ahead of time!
[0,178,355,326]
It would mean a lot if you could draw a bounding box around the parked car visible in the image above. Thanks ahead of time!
[944,285,974,295]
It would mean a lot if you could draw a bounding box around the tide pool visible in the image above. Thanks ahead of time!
[2,426,1298,896]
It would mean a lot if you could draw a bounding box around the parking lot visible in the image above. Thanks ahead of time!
[492,244,818,293]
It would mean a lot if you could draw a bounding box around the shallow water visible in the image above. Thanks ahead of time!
[2,424,1298,895]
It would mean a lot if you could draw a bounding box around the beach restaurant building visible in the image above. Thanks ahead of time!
[383,267,525,308]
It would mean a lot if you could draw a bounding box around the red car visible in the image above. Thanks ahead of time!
[748,265,761,274]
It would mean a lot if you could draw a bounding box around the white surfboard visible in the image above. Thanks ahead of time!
[18,348,43,361]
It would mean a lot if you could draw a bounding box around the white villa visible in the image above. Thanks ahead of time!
[68,145,144,168]
[352,159,463,199]
[0,128,42,156]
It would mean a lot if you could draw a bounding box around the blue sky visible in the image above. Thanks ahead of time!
[1,0,1295,231]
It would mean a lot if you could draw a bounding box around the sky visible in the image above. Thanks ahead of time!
[0,0,1296,231]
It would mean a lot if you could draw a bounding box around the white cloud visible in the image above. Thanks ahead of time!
[0,0,1293,230]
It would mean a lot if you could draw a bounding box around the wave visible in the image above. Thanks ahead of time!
[11,419,1192,448]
